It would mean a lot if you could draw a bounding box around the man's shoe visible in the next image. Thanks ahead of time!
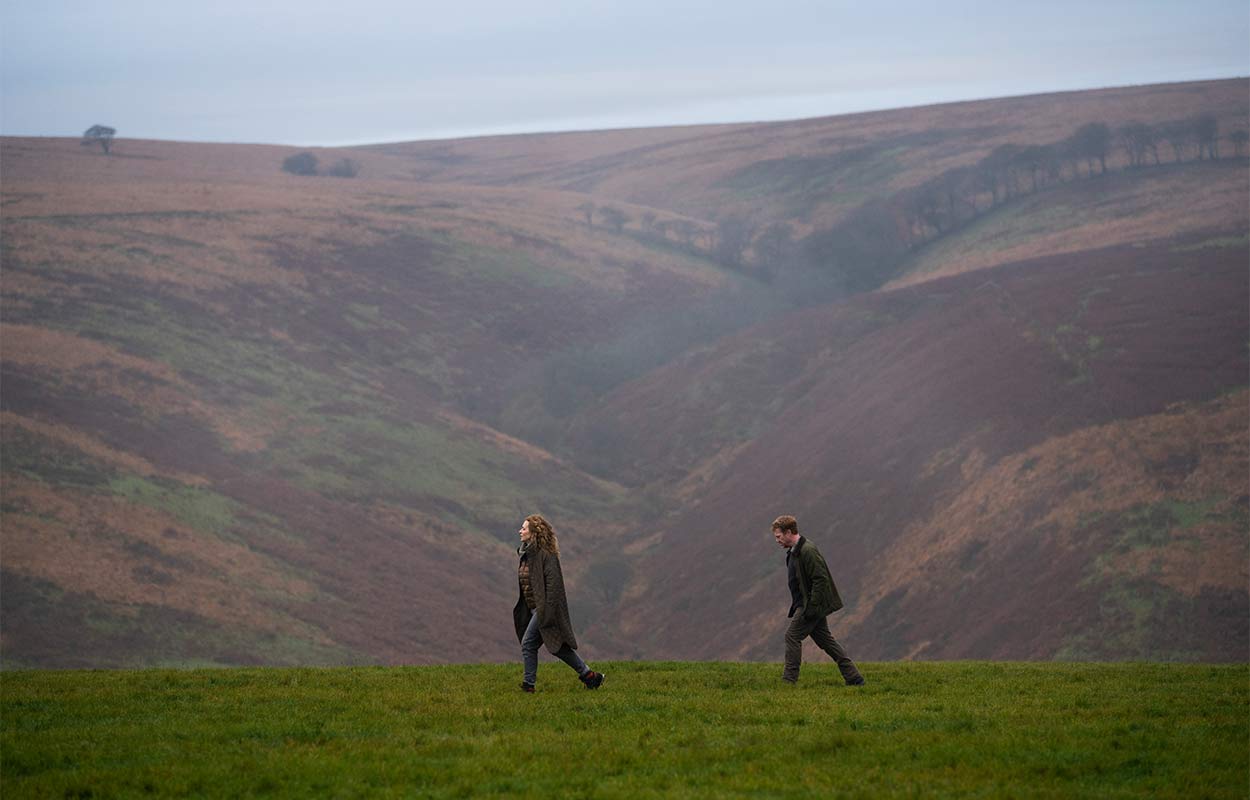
[846,676,865,686]
[580,670,605,689]
[520,682,535,693]
[782,677,797,684]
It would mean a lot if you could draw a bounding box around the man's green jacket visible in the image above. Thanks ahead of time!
[793,536,844,619]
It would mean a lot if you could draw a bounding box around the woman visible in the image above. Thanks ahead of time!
[513,514,604,692]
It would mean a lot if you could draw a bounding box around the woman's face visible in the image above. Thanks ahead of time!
[519,519,532,543]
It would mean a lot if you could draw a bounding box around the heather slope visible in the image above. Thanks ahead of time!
[887,161,1249,289]
[585,237,1249,662]
[364,79,1248,227]
[1,138,751,667]
[2,79,1247,668]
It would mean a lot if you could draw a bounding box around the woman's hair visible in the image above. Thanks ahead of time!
[526,514,560,556]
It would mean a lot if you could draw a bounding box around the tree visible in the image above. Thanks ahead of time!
[974,154,1004,207]
[1014,145,1056,192]
[639,211,658,234]
[598,206,629,233]
[752,222,795,279]
[803,199,910,293]
[952,165,984,213]
[977,144,1024,204]
[1159,120,1194,163]
[81,125,116,154]
[576,202,596,227]
[326,158,360,177]
[1140,124,1160,165]
[282,152,319,176]
[1192,114,1219,160]
[907,180,949,236]
[1231,130,1249,158]
[1117,122,1156,168]
[1069,123,1111,176]
[713,215,755,267]
[670,219,700,248]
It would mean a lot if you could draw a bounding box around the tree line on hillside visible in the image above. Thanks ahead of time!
[577,201,796,283]
[896,113,1238,246]
[578,113,1247,294]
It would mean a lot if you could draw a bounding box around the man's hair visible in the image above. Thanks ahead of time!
[771,515,798,535]
[526,514,560,556]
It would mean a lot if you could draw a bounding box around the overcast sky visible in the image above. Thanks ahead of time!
[3,1,1247,146]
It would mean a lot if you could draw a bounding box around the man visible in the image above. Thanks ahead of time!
[772,515,864,686]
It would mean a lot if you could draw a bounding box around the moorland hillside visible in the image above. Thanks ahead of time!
[589,237,1247,661]
[2,78,1246,666]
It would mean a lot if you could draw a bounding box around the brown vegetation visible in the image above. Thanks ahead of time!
[1,79,1246,666]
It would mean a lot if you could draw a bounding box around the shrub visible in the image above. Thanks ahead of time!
[326,158,360,178]
[281,152,319,176]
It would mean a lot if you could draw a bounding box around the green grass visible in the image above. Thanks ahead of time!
[423,229,575,289]
[1,427,115,490]
[4,263,627,538]
[2,662,1245,798]
[1171,233,1250,252]
[0,570,364,672]
[108,476,242,539]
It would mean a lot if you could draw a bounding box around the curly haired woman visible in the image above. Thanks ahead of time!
[513,514,604,692]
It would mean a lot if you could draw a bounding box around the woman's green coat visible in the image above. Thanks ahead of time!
[513,545,579,653]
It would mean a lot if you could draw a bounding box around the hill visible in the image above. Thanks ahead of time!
[1,78,1247,667]
[3,662,1247,798]
[580,236,1247,661]
[886,161,1248,289]
[2,139,748,666]
[364,79,1247,229]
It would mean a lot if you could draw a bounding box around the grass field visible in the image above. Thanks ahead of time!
[2,662,1246,798]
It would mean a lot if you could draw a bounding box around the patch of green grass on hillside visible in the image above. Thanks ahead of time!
[903,198,1081,279]
[273,411,625,537]
[1162,497,1229,529]
[343,303,407,334]
[1084,497,1234,561]
[15,274,624,541]
[17,210,252,226]
[1065,495,1248,661]
[0,571,363,672]
[425,229,576,289]
[1171,233,1250,252]
[108,476,242,539]
[1055,580,1217,663]
[60,295,348,407]
[717,148,907,215]
[0,427,115,490]
[2,662,1245,798]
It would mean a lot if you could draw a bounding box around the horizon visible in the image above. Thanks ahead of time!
[6,76,1248,150]
[4,1,1248,147]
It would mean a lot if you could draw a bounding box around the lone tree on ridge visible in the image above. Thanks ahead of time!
[81,125,116,154]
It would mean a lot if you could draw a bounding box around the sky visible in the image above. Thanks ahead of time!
[3,1,1248,147]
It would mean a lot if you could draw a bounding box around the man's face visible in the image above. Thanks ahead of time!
[773,527,797,548]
